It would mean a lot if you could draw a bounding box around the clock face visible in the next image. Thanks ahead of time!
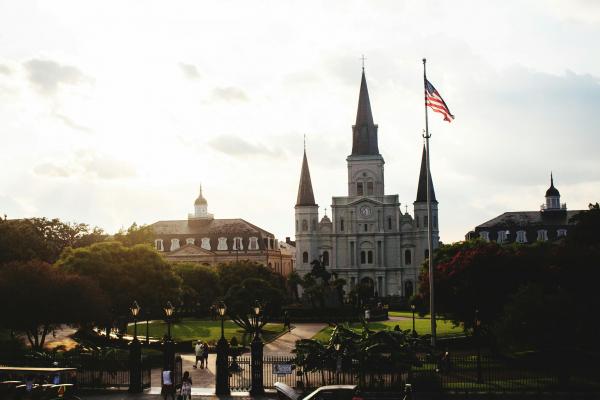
[360,205,372,217]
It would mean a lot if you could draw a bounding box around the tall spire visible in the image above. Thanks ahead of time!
[415,144,437,203]
[351,70,379,156]
[296,149,316,206]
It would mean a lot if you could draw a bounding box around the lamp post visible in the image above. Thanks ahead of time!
[215,301,230,395]
[250,302,264,396]
[334,343,342,379]
[411,304,416,336]
[475,309,483,384]
[163,301,175,371]
[128,301,142,393]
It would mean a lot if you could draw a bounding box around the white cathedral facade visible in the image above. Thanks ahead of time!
[294,70,440,298]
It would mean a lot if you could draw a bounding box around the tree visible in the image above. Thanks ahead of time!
[56,242,182,318]
[217,260,286,294]
[173,262,221,313]
[0,217,106,264]
[112,222,154,247]
[224,278,285,332]
[287,271,302,302]
[0,260,109,350]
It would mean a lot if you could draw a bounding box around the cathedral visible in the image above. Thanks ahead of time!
[294,70,440,299]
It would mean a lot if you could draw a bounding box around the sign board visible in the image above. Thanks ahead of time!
[272,363,293,375]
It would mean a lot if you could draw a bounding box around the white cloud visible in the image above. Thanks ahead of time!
[211,87,248,102]
[179,63,200,79]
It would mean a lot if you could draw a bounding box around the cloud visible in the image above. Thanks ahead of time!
[54,113,93,133]
[23,59,89,95]
[211,86,249,102]
[33,151,136,180]
[207,134,285,159]
[0,65,11,75]
[179,63,200,79]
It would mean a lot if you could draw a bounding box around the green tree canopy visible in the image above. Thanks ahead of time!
[0,217,106,264]
[217,260,286,294]
[56,241,181,317]
[112,222,154,247]
[224,277,285,332]
[173,262,221,313]
[0,260,109,350]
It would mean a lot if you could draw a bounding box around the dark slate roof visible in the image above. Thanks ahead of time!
[296,150,317,206]
[151,218,272,237]
[415,145,437,203]
[351,71,380,156]
[545,173,560,197]
[476,210,583,229]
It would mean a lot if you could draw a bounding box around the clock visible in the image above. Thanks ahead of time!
[360,205,372,217]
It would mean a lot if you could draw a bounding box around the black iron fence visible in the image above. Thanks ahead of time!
[228,354,600,394]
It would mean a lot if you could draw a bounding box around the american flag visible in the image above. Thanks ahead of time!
[425,79,454,122]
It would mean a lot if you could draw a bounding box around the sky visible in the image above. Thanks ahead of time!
[1,0,599,243]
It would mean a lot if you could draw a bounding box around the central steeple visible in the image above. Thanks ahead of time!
[351,70,380,156]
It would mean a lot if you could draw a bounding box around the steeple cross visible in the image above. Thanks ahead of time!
[360,54,367,71]
[324,207,328,216]
[405,205,408,214]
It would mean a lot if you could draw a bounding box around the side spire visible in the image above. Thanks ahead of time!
[296,149,316,206]
[351,70,379,156]
[415,144,437,203]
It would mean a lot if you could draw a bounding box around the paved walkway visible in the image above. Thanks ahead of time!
[148,323,326,393]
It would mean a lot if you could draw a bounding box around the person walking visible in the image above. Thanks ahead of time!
[180,370,192,400]
[283,311,291,332]
[194,341,202,369]
[161,368,175,400]
[202,341,209,370]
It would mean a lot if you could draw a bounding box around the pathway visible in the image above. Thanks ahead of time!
[149,322,326,393]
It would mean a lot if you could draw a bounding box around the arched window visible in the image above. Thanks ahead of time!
[404,249,412,265]
[416,216,420,228]
[357,182,364,196]
[311,219,317,231]
[302,251,308,263]
[360,251,366,264]
[340,218,345,231]
[302,219,308,231]
[322,251,329,266]
[424,249,429,259]
[433,216,437,228]
[170,238,180,251]
[366,181,374,195]
[367,250,373,264]
[404,281,414,298]
[387,216,392,230]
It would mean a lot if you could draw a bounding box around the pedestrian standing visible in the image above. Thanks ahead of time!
[203,341,209,369]
[161,368,175,400]
[180,370,192,400]
[283,311,291,332]
[193,341,202,369]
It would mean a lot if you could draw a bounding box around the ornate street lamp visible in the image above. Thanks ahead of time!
[215,301,230,395]
[411,304,416,336]
[250,301,264,395]
[164,301,174,339]
[130,301,141,340]
[145,309,150,345]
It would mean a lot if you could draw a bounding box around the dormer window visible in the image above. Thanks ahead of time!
[557,229,567,238]
[170,238,180,251]
[249,236,259,250]
[233,237,243,250]
[186,238,195,245]
[537,230,548,241]
[155,239,164,251]
[201,237,211,250]
[479,231,490,242]
[516,230,527,243]
[497,230,508,244]
[217,237,228,250]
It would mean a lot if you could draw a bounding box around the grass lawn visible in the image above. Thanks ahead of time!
[126,318,285,346]
[388,311,453,319]
[312,318,463,343]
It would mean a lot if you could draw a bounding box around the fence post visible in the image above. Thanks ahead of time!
[216,336,231,395]
[128,337,142,393]
[250,333,264,395]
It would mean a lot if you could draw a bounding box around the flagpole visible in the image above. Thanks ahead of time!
[422,58,437,347]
